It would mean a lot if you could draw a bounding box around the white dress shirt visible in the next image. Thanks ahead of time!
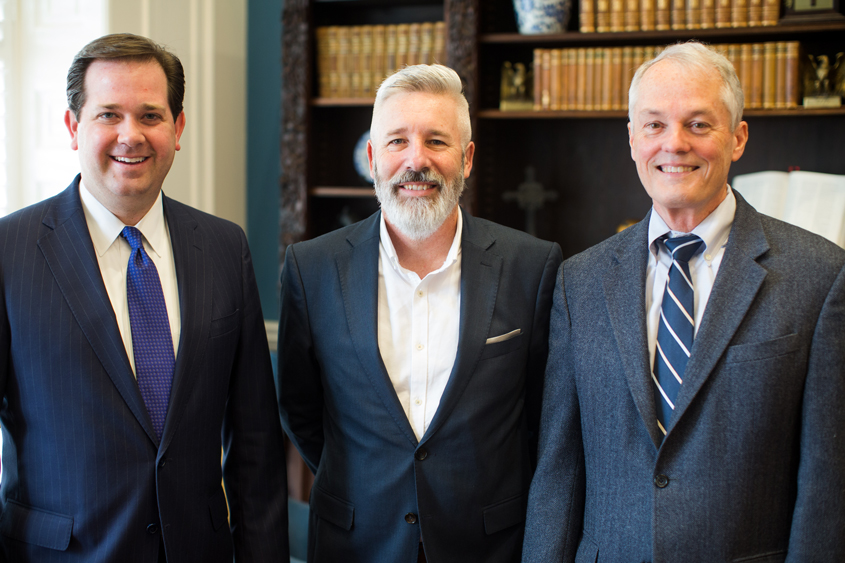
[79,182,181,376]
[646,186,736,369]
[377,213,462,441]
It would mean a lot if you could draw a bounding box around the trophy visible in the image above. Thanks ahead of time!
[803,53,844,109]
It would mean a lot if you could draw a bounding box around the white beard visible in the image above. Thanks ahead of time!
[373,161,465,241]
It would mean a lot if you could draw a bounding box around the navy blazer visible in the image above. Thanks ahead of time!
[523,193,845,562]
[0,177,289,562]
[278,210,562,563]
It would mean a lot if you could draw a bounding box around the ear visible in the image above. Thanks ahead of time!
[462,141,475,178]
[174,111,186,151]
[627,121,635,161]
[731,121,748,162]
[64,109,80,151]
[367,139,375,177]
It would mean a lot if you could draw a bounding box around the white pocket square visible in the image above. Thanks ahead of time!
[485,328,522,344]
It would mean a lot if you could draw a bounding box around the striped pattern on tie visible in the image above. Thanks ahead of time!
[652,234,703,437]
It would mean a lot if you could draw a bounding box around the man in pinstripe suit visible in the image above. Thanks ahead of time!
[0,34,288,562]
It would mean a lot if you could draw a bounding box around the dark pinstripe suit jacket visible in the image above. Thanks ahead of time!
[0,176,289,562]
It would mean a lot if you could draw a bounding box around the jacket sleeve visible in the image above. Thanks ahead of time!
[786,263,845,559]
[221,228,290,562]
[523,262,585,563]
[276,244,325,474]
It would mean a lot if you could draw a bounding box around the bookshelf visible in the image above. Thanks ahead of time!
[281,0,845,262]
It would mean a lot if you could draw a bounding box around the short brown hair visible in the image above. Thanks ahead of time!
[67,33,185,121]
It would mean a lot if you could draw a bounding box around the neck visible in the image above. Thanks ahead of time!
[385,207,459,278]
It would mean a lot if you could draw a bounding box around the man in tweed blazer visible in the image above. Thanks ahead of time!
[0,34,288,562]
[523,42,845,562]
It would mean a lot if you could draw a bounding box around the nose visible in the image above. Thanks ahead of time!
[117,117,145,147]
[661,124,691,154]
[405,140,432,172]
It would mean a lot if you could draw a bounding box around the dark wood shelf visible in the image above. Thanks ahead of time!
[312,97,375,107]
[478,107,845,118]
[310,186,375,197]
[480,21,845,45]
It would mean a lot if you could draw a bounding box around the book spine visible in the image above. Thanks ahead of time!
[327,26,340,98]
[731,0,748,27]
[419,22,434,65]
[337,26,351,98]
[534,49,543,110]
[671,0,686,29]
[611,47,623,110]
[567,48,579,110]
[761,0,779,25]
[385,25,398,78]
[551,49,562,110]
[625,0,640,30]
[372,25,386,91]
[715,0,731,27]
[360,26,374,97]
[597,0,611,31]
[396,24,409,70]
[622,46,634,110]
[577,48,587,110]
[316,27,330,98]
[762,42,776,109]
[748,0,762,26]
[727,44,741,87]
[687,0,702,29]
[656,0,671,29]
[586,48,596,110]
[775,41,787,109]
[611,0,626,31]
[581,0,597,32]
[784,41,800,108]
[740,43,752,106]
[640,0,657,29]
[433,22,446,64]
[407,23,420,67]
[350,26,362,97]
[750,43,763,109]
[560,49,570,111]
[700,0,716,27]
[601,48,613,110]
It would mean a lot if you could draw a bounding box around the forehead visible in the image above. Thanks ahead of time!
[633,60,727,120]
[82,59,169,108]
[373,91,461,136]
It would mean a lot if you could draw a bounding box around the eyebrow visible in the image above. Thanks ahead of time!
[96,103,167,112]
[385,127,453,138]
[638,108,714,119]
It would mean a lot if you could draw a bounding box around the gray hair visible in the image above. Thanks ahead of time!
[372,64,472,148]
[628,41,744,130]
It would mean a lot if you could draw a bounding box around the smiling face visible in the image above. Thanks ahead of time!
[368,91,474,241]
[628,59,748,232]
[64,58,185,225]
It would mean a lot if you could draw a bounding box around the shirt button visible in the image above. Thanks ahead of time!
[416,343,423,351]
[705,253,712,261]
[414,397,422,406]
[417,290,424,297]
[653,474,669,488]
[405,513,418,524]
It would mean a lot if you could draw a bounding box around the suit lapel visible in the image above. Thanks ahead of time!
[669,196,769,431]
[422,211,501,444]
[158,197,209,450]
[37,179,158,443]
[336,213,418,446]
[602,218,664,448]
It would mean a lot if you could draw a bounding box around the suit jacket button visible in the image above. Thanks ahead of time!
[653,474,669,488]
[158,459,166,468]
[405,513,418,524]
[147,523,159,534]
[415,448,428,461]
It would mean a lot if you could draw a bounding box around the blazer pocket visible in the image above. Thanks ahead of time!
[480,331,523,361]
[732,550,787,563]
[208,488,229,531]
[574,532,599,563]
[482,491,527,535]
[311,486,354,531]
[209,309,240,338]
[0,499,73,551]
[724,333,800,364]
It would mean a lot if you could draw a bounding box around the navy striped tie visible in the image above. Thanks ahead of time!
[123,226,174,439]
[653,234,703,437]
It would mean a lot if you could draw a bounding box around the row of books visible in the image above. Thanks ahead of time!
[315,23,446,99]
[580,0,779,33]
[530,42,801,112]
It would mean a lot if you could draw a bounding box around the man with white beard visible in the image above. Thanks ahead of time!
[276,64,562,563]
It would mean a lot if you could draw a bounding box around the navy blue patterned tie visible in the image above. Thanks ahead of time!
[123,226,174,439]
[652,234,703,437]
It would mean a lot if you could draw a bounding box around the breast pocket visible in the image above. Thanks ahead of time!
[724,333,800,364]
[210,309,240,339]
[480,329,523,361]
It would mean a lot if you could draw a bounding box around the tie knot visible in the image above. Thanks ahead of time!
[122,226,144,252]
[663,234,703,264]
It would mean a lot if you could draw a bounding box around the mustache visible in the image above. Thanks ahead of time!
[391,169,445,187]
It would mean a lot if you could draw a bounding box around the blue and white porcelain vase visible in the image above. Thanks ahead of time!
[513,0,571,34]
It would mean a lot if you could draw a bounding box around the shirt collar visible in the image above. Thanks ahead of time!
[648,185,736,258]
[79,179,167,258]
[379,209,463,277]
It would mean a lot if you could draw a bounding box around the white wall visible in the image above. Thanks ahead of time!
[109,0,248,228]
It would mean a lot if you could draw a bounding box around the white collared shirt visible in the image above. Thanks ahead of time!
[377,213,462,441]
[79,181,181,376]
[646,186,736,369]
